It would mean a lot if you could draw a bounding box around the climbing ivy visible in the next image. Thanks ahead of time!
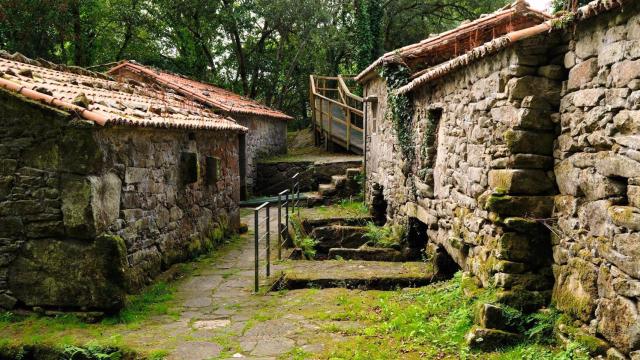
[379,63,415,168]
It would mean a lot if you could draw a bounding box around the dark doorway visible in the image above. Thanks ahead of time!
[370,183,387,226]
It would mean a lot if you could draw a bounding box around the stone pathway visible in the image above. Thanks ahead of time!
[153,211,325,360]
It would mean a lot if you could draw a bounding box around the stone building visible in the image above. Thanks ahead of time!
[358,0,640,357]
[0,52,247,312]
[108,62,292,196]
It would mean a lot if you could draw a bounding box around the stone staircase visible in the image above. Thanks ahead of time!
[312,167,362,205]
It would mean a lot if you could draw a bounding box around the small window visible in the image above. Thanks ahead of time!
[180,152,198,185]
[205,156,222,185]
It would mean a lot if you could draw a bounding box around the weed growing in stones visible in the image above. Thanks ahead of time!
[363,222,405,248]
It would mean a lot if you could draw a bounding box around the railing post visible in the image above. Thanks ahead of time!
[346,108,352,150]
[277,193,282,260]
[285,192,290,232]
[266,204,271,278]
[254,207,259,293]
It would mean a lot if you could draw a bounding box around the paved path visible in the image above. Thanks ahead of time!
[154,212,325,360]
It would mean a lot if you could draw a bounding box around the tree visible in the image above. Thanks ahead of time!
[0,0,511,127]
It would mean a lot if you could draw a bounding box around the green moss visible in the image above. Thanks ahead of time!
[552,289,593,321]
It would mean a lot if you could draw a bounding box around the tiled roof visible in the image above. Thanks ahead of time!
[109,62,293,121]
[396,0,632,94]
[355,0,551,83]
[0,52,247,132]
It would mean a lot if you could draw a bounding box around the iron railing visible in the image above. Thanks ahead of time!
[253,172,302,292]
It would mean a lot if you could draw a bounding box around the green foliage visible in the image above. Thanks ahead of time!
[525,309,561,343]
[62,345,124,360]
[363,222,405,248]
[103,282,176,325]
[379,63,415,165]
[552,0,591,13]
[290,215,318,259]
[0,0,510,128]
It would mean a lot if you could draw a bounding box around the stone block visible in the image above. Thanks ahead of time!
[627,40,640,60]
[613,110,640,134]
[466,327,522,351]
[89,173,122,233]
[25,221,64,239]
[579,171,627,201]
[484,194,554,218]
[596,296,640,353]
[495,290,551,312]
[596,152,640,179]
[606,88,631,109]
[629,186,640,208]
[598,41,627,67]
[0,293,17,309]
[504,130,554,155]
[552,258,599,322]
[125,167,150,184]
[478,303,515,331]
[572,89,605,107]
[494,272,553,291]
[488,169,554,195]
[0,200,43,216]
[7,235,127,310]
[521,96,552,111]
[515,108,554,130]
[507,76,561,104]
[494,232,547,263]
[0,176,13,200]
[537,65,565,80]
[61,175,95,239]
[611,60,640,88]
[509,154,554,169]
[576,30,603,59]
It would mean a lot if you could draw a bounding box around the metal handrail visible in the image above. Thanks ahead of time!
[254,202,270,293]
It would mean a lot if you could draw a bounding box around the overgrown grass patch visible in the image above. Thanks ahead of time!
[103,282,177,326]
[306,273,591,359]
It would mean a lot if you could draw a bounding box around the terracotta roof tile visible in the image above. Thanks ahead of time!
[109,62,293,121]
[355,0,551,82]
[0,53,247,132]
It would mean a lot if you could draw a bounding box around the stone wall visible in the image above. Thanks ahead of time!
[0,89,241,311]
[365,33,565,311]
[255,159,362,196]
[235,114,287,194]
[553,3,640,357]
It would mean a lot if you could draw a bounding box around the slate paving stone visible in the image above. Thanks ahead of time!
[250,337,296,357]
[168,341,222,360]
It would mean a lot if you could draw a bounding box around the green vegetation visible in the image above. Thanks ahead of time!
[311,273,591,360]
[0,0,509,128]
[363,222,405,248]
[103,282,178,325]
[290,214,319,259]
[380,63,415,165]
[310,200,370,220]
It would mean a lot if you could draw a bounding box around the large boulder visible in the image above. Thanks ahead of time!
[7,234,128,311]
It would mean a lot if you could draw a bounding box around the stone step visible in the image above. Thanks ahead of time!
[305,192,324,207]
[318,184,336,196]
[331,175,348,188]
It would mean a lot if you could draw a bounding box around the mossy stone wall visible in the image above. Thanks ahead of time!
[553,3,640,357]
[0,89,241,311]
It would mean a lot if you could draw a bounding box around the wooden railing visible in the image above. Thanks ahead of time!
[310,75,364,154]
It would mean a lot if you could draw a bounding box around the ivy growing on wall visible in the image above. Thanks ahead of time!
[379,63,415,168]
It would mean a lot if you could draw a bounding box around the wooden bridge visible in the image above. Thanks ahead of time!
[310,75,364,154]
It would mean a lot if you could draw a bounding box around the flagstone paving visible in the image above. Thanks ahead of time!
[1,208,435,359]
